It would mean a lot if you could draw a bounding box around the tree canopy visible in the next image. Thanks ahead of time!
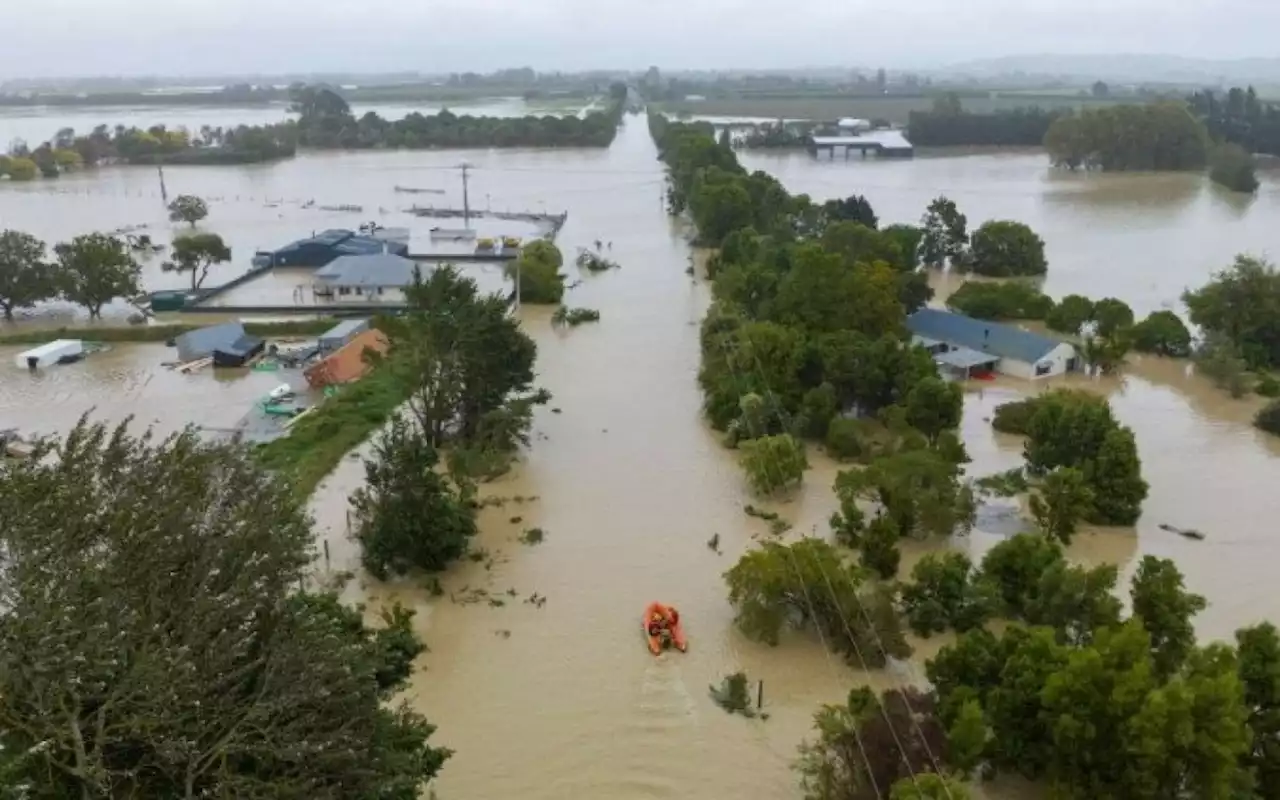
[1044,102,1210,171]
[163,231,231,290]
[0,419,449,797]
[167,193,209,227]
[1184,254,1280,369]
[965,220,1047,277]
[0,229,54,320]
[53,232,142,318]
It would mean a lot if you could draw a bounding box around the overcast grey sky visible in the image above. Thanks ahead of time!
[4,0,1278,77]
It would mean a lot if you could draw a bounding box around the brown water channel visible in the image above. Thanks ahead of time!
[2,115,1280,798]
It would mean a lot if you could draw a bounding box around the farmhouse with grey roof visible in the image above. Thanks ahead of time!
[907,308,1080,380]
[312,254,432,304]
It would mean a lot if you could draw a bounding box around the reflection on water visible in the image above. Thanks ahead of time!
[2,114,1280,798]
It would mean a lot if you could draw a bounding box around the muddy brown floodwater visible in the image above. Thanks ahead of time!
[3,113,1280,799]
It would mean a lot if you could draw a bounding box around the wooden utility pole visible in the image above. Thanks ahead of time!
[459,163,472,228]
[157,165,169,206]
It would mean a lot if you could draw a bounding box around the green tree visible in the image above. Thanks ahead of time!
[351,416,476,580]
[383,266,539,450]
[859,515,901,579]
[1021,560,1122,646]
[774,244,903,337]
[821,194,879,229]
[1209,141,1259,193]
[1045,294,1095,335]
[888,773,971,800]
[1028,466,1094,545]
[1236,623,1280,796]
[965,220,1047,277]
[825,416,870,461]
[0,419,450,797]
[900,552,998,637]
[833,448,975,540]
[983,625,1069,776]
[797,687,949,800]
[689,170,753,245]
[945,280,1052,320]
[903,376,963,442]
[881,224,924,270]
[919,196,968,268]
[979,532,1064,615]
[53,232,142,318]
[945,700,987,778]
[508,239,566,304]
[1257,399,1280,437]
[1184,254,1280,369]
[6,157,37,181]
[1131,310,1192,357]
[1090,297,1134,339]
[1130,556,1207,678]
[1044,102,1210,172]
[739,433,807,495]
[0,229,54,320]
[167,193,209,227]
[1022,389,1147,526]
[724,539,909,667]
[162,231,231,290]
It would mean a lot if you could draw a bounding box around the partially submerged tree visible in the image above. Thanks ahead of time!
[508,239,566,304]
[919,196,968,268]
[53,232,142,318]
[796,686,949,800]
[1028,466,1094,545]
[739,433,807,494]
[0,229,54,320]
[351,415,477,580]
[0,419,450,797]
[724,539,909,667]
[167,193,209,227]
[965,219,1047,277]
[162,231,232,289]
[901,552,998,637]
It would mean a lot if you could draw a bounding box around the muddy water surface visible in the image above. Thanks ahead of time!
[3,113,1280,799]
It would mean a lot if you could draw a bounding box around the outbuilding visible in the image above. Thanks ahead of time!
[318,318,371,353]
[174,321,245,363]
[907,308,1079,380]
[312,253,428,304]
[304,329,389,388]
[212,335,266,368]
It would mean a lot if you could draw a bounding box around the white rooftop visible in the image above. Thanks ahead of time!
[811,129,913,151]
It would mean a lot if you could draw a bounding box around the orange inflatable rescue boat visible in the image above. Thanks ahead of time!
[643,602,687,655]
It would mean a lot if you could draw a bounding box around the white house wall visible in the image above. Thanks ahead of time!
[993,344,1078,380]
[998,358,1035,380]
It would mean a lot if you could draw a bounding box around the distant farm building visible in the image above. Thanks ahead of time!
[252,229,409,269]
[809,128,914,159]
[837,117,872,134]
[907,308,1080,380]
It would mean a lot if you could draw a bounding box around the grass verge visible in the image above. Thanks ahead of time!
[254,362,409,497]
[0,318,340,346]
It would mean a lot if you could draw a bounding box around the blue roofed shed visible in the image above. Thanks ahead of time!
[907,308,1079,380]
[253,229,409,268]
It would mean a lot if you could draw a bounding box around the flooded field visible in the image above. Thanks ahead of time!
[3,112,1280,799]
[0,97,587,152]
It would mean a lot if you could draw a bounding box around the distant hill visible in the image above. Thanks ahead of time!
[939,54,1280,86]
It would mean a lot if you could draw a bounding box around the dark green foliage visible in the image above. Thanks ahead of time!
[1184,254,1280,369]
[1255,400,1280,437]
[53,231,142,319]
[294,83,626,149]
[1130,310,1193,357]
[966,220,1047,277]
[1045,294,1095,335]
[798,687,951,800]
[1130,556,1207,678]
[901,552,998,637]
[1236,623,1280,796]
[351,416,477,580]
[1019,390,1148,526]
[1210,142,1260,193]
[1044,102,1210,171]
[946,280,1052,320]
[508,239,566,304]
[990,398,1039,435]
[908,105,1068,147]
[724,539,909,667]
[903,376,963,441]
[0,229,54,321]
[834,446,976,540]
[1091,297,1134,339]
[860,515,902,579]
[0,419,449,797]
[1028,466,1094,545]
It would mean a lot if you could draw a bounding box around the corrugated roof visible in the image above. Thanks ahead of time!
[315,253,426,287]
[935,346,1001,370]
[304,329,389,387]
[215,335,264,358]
[174,321,245,362]
[907,308,1065,364]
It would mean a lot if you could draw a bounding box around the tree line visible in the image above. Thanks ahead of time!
[0,263,548,794]
[292,83,628,150]
[644,108,1196,798]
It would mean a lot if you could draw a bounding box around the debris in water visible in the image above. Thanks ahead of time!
[707,533,721,553]
[509,515,523,524]
[494,629,512,639]
[709,672,759,718]
[1159,523,1206,541]
[743,504,791,535]
[525,592,547,608]
[551,407,562,414]
[518,527,546,545]
[488,598,506,608]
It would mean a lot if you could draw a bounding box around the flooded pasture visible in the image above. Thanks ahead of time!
[2,112,1280,799]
